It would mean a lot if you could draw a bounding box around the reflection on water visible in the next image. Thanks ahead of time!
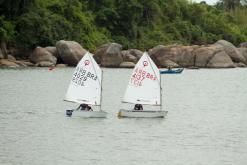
[0,68,247,165]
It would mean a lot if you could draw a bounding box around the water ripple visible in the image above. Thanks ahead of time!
[0,68,247,165]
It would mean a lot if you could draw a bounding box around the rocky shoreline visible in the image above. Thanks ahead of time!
[0,40,247,69]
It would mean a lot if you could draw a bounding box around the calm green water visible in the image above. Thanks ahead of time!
[0,68,247,165]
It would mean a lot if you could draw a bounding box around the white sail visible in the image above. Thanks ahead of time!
[64,52,102,105]
[122,52,161,105]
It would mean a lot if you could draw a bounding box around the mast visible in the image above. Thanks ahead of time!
[100,70,103,111]
[89,53,102,107]
[160,71,162,111]
[146,52,162,110]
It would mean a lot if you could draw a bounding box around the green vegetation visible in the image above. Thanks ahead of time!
[228,7,247,37]
[0,0,247,53]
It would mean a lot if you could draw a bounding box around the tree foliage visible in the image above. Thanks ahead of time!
[0,16,15,42]
[0,0,36,19]
[0,0,246,51]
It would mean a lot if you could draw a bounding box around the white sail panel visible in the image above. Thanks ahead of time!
[64,52,102,105]
[122,52,161,105]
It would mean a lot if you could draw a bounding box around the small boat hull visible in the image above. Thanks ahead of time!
[160,68,184,74]
[118,109,167,118]
[66,110,107,118]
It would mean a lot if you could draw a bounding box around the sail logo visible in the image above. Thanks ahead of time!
[143,61,148,67]
[84,60,90,66]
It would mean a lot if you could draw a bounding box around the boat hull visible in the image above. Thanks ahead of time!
[66,110,107,118]
[160,68,184,74]
[118,109,167,118]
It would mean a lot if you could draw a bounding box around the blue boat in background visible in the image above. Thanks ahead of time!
[160,68,184,74]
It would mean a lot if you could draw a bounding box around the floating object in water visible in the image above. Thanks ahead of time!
[48,67,55,71]
[160,68,184,74]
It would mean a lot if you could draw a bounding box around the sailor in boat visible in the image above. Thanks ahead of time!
[77,104,93,111]
[168,66,172,70]
[77,104,87,110]
[134,104,143,111]
[85,105,93,111]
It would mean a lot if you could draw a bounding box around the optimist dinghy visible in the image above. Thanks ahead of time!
[118,52,167,118]
[64,52,107,118]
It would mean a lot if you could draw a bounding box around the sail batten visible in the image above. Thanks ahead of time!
[64,52,102,105]
[122,52,161,105]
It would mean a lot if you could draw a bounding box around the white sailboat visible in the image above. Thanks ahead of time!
[118,52,167,118]
[64,52,107,118]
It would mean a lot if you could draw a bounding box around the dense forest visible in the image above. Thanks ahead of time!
[0,0,247,54]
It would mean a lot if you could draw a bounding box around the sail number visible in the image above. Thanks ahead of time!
[72,68,97,86]
[131,68,157,86]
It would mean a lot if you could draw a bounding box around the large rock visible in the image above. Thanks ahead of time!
[56,64,68,67]
[194,46,221,67]
[35,61,55,67]
[121,49,143,63]
[176,46,197,67]
[93,44,109,64]
[149,45,176,67]
[161,60,179,68]
[5,59,34,67]
[45,46,58,57]
[239,42,247,48]
[121,50,137,63]
[8,60,26,67]
[0,59,19,67]
[119,62,135,68]
[234,62,246,67]
[56,40,87,66]
[7,54,16,61]
[128,49,143,60]
[207,51,235,68]
[16,60,34,67]
[149,45,195,67]
[215,40,246,64]
[148,45,166,55]
[29,46,57,66]
[94,43,123,67]
[237,48,247,61]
